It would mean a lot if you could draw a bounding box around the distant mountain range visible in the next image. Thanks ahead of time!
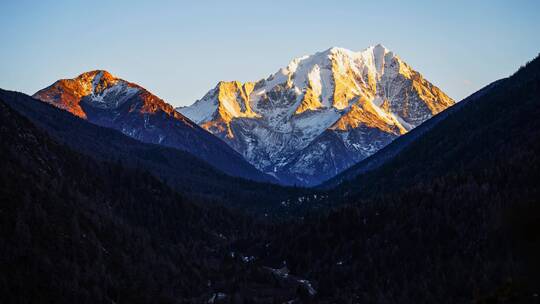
[178,44,454,186]
[32,70,274,183]
[31,45,453,187]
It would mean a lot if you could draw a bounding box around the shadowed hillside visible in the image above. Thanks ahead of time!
[242,55,540,303]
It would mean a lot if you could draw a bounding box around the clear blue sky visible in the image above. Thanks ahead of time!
[1,0,539,106]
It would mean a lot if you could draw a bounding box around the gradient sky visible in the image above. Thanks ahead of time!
[1,0,539,107]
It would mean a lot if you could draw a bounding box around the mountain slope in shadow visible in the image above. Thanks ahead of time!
[0,89,303,215]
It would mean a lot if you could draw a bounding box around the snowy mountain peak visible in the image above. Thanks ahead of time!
[179,45,455,185]
[33,70,143,117]
[34,69,197,123]
[180,45,404,128]
[73,70,124,94]
[82,69,115,80]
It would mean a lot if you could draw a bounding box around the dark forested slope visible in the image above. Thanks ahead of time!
[0,97,326,303]
[0,99,255,303]
[244,56,540,303]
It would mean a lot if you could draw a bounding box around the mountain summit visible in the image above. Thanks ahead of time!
[33,70,275,183]
[34,70,189,121]
[178,45,455,185]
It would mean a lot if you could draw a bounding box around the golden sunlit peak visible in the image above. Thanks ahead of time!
[71,70,120,92]
[78,69,115,80]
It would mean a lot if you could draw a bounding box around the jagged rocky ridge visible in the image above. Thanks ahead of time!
[33,70,275,183]
[178,44,454,186]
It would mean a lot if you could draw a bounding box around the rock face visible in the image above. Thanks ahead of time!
[33,70,275,183]
[178,45,454,186]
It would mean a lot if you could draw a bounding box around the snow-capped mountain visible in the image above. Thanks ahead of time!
[178,44,454,186]
[33,70,275,183]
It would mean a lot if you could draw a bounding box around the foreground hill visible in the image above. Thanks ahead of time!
[0,98,247,302]
[243,55,540,302]
[32,70,274,183]
[0,97,324,303]
[179,45,453,185]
